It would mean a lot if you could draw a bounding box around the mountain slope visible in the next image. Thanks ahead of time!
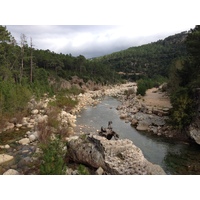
[95,31,188,79]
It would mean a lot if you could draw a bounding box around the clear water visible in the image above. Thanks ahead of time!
[75,96,200,175]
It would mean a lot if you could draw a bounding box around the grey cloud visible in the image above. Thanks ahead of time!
[6,25,194,59]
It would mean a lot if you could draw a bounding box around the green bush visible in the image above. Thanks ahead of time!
[136,76,167,96]
[77,164,90,175]
[39,136,67,175]
[136,81,147,96]
[169,88,196,130]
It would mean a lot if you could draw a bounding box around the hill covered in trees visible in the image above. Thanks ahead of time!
[94,31,188,80]
[0,25,121,121]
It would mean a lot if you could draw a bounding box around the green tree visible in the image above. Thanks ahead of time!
[169,25,200,132]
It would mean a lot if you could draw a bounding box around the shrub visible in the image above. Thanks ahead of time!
[169,88,196,130]
[77,164,90,175]
[39,136,67,175]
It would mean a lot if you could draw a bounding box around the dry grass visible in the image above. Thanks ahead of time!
[37,122,52,144]
[37,106,72,143]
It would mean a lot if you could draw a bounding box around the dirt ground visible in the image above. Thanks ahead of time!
[143,88,172,108]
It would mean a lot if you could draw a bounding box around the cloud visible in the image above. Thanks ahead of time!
[6,25,195,58]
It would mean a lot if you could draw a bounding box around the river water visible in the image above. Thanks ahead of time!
[75,96,200,175]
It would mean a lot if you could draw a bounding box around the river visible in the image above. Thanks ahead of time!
[75,96,200,175]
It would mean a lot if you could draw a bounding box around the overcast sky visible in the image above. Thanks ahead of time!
[2,0,198,58]
[6,24,195,58]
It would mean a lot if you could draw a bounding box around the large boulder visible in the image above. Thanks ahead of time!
[67,134,166,175]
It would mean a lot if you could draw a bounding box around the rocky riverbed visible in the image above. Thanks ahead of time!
[0,81,171,175]
[117,86,174,138]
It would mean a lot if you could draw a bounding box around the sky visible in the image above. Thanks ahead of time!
[6,24,195,58]
[2,1,198,59]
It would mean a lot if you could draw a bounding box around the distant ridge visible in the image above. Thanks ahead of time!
[94,31,188,79]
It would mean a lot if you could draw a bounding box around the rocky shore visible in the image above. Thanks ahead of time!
[117,86,174,138]
[0,81,170,175]
[66,134,166,175]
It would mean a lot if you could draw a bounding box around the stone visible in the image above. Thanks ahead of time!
[96,167,104,175]
[0,154,14,165]
[26,131,31,136]
[189,124,200,145]
[18,138,30,145]
[66,168,74,175]
[67,134,166,175]
[35,115,48,123]
[120,113,127,119]
[29,134,37,142]
[31,109,39,115]
[3,169,20,175]
[131,107,138,114]
[27,124,34,129]
[4,144,10,149]
[16,123,23,128]
[131,119,138,127]
[136,121,149,131]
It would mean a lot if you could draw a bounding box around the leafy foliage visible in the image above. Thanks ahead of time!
[0,25,121,122]
[77,164,90,175]
[168,26,200,131]
[136,76,167,96]
[39,136,67,175]
[169,88,195,130]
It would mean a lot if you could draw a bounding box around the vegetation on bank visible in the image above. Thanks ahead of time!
[168,26,200,132]
[136,75,167,96]
[0,25,122,128]
[94,31,188,80]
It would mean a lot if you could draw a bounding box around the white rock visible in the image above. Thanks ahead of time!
[29,134,37,142]
[18,138,30,145]
[27,124,34,129]
[26,131,31,136]
[96,167,104,175]
[4,144,10,149]
[0,154,14,165]
[16,123,23,128]
[31,109,39,115]
[33,131,39,138]
[66,136,78,142]
[3,169,20,175]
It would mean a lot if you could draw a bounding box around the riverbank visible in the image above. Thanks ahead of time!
[0,81,190,174]
[115,85,193,142]
[0,82,137,175]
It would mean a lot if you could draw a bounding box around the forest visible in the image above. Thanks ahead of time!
[0,25,200,134]
[95,31,188,79]
[0,25,121,122]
